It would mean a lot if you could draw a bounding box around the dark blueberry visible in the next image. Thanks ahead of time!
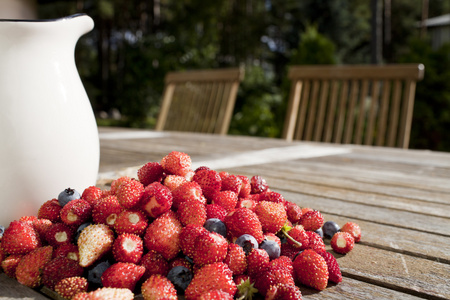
[167,266,193,293]
[235,234,259,255]
[315,227,324,238]
[87,260,111,286]
[322,221,340,239]
[74,222,93,244]
[260,239,281,259]
[0,225,5,239]
[204,218,227,237]
[58,187,81,207]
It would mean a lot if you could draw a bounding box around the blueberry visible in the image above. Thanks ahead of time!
[167,266,193,293]
[322,221,340,239]
[87,260,111,286]
[58,187,81,207]
[74,222,93,244]
[0,225,5,239]
[235,234,259,255]
[260,239,280,259]
[315,227,324,238]
[204,218,227,237]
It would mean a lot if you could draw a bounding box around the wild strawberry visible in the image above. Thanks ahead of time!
[37,199,62,222]
[300,210,324,231]
[138,161,165,186]
[163,174,188,191]
[54,243,79,261]
[45,222,74,247]
[185,262,237,300]
[116,179,144,209]
[221,174,242,194]
[32,218,53,238]
[306,231,326,253]
[161,151,193,177]
[205,203,228,221]
[250,175,269,194]
[15,245,52,288]
[340,221,362,242]
[224,243,247,275]
[254,264,295,296]
[199,290,234,300]
[172,181,205,210]
[81,185,104,205]
[212,190,238,213]
[238,175,251,198]
[280,243,300,261]
[144,210,182,261]
[1,254,22,277]
[60,198,92,226]
[78,224,115,267]
[331,232,355,254]
[114,209,148,236]
[19,215,38,225]
[192,230,228,266]
[141,274,177,300]
[254,201,287,234]
[236,198,257,211]
[285,201,303,224]
[265,283,303,300]
[140,250,170,280]
[247,248,270,279]
[42,257,84,289]
[293,249,329,291]
[169,257,192,271]
[177,198,207,226]
[179,224,208,258]
[141,182,173,218]
[55,276,88,299]
[101,262,145,291]
[110,176,133,194]
[224,208,264,243]
[318,251,342,283]
[113,233,144,264]
[76,287,134,300]
[92,195,124,227]
[2,220,41,255]
[285,225,309,250]
[270,256,294,276]
[192,168,222,201]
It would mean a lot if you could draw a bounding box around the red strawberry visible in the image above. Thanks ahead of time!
[292,249,329,291]
[101,262,145,291]
[37,199,62,222]
[141,274,177,300]
[280,243,300,261]
[92,195,124,227]
[265,233,282,248]
[192,169,222,201]
[45,222,74,247]
[77,287,134,299]
[331,232,355,254]
[32,218,53,238]
[262,191,285,204]
[223,208,264,243]
[250,175,269,194]
[300,210,324,231]
[265,283,303,300]
[223,242,247,275]
[54,243,79,261]
[141,182,173,218]
[246,248,270,279]
[81,185,104,205]
[205,203,228,221]
[161,151,193,177]
[236,198,257,211]
[116,179,144,209]
[221,174,242,194]
[238,175,251,198]
[286,225,309,250]
[185,262,237,300]
[42,257,84,289]
[1,254,22,277]
[254,264,295,296]
[144,210,182,260]
[163,174,188,191]
[77,224,115,267]
[340,221,362,242]
[114,209,148,236]
[113,233,144,264]
[179,224,208,258]
[212,190,238,213]
[16,246,53,288]
[177,198,207,226]
[110,176,133,194]
[285,201,303,224]
[55,276,88,299]
[169,257,192,271]
[199,290,234,300]
[60,198,92,226]
[306,231,326,253]
[192,230,228,266]
[140,250,170,280]
[318,251,342,283]
[172,181,205,210]
[19,215,38,225]
[269,256,294,277]
[254,201,287,234]
[2,220,41,255]
[137,161,165,186]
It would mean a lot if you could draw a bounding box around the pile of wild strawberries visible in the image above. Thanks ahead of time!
[0,151,361,300]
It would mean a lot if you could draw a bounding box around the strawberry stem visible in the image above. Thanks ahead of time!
[281,223,303,248]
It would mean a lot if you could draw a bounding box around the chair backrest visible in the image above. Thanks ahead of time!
[155,67,244,135]
[282,64,425,148]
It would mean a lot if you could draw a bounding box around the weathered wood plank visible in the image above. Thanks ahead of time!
[0,273,50,299]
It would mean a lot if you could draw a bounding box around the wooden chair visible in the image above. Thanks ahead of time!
[155,67,244,135]
[282,64,425,148]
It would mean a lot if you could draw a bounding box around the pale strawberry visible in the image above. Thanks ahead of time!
[45,222,74,247]
[221,174,242,194]
[331,232,355,254]
[81,185,104,205]
[247,248,270,278]
[1,254,22,277]
[141,274,178,300]
[140,182,173,218]
[192,168,222,201]
[318,251,342,283]
[60,198,92,226]
[235,198,257,211]
[75,287,134,300]
[140,250,170,280]
[42,257,84,289]
[92,195,124,227]
[205,203,228,221]
[177,198,207,226]
[110,176,133,194]
[137,161,165,186]
[37,199,61,222]
[212,190,238,213]
[172,181,205,210]
[163,174,187,191]
[300,210,324,231]
[199,290,234,300]
[112,233,144,264]
[15,246,53,288]
[340,221,362,242]
[77,224,115,267]
[179,224,208,258]
[254,201,287,234]
[55,276,88,299]
[238,175,251,198]
[114,209,148,236]
[223,242,247,275]
[292,249,329,291]
[192,230,228,266]
[161,151,193,177]
[2,220,41,255]
[223,207,265,243]
[101,262,145,291]
[19,215,38,225]
[116,179,144,209]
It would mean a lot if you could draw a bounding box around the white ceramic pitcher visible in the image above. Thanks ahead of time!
[0,14,99,226]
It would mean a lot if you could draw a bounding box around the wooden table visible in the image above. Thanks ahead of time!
[1,126,449,299]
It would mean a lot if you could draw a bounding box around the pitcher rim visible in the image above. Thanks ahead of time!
[0,13,87,22]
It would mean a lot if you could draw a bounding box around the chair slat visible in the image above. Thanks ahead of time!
[343,80,359,144]
[354,80,369,144]
[324,80,339,143]
[387,80,402,147]
[294,81,310,141]
[376,80,391,146]
[334,80,349,144]
[314,80,330,141]
[364,80,381,145]
[304,80,320,141]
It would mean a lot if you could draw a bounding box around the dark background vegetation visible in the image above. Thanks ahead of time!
[38,0,450,151]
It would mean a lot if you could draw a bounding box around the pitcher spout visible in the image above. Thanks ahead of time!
[62,13,94,38]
